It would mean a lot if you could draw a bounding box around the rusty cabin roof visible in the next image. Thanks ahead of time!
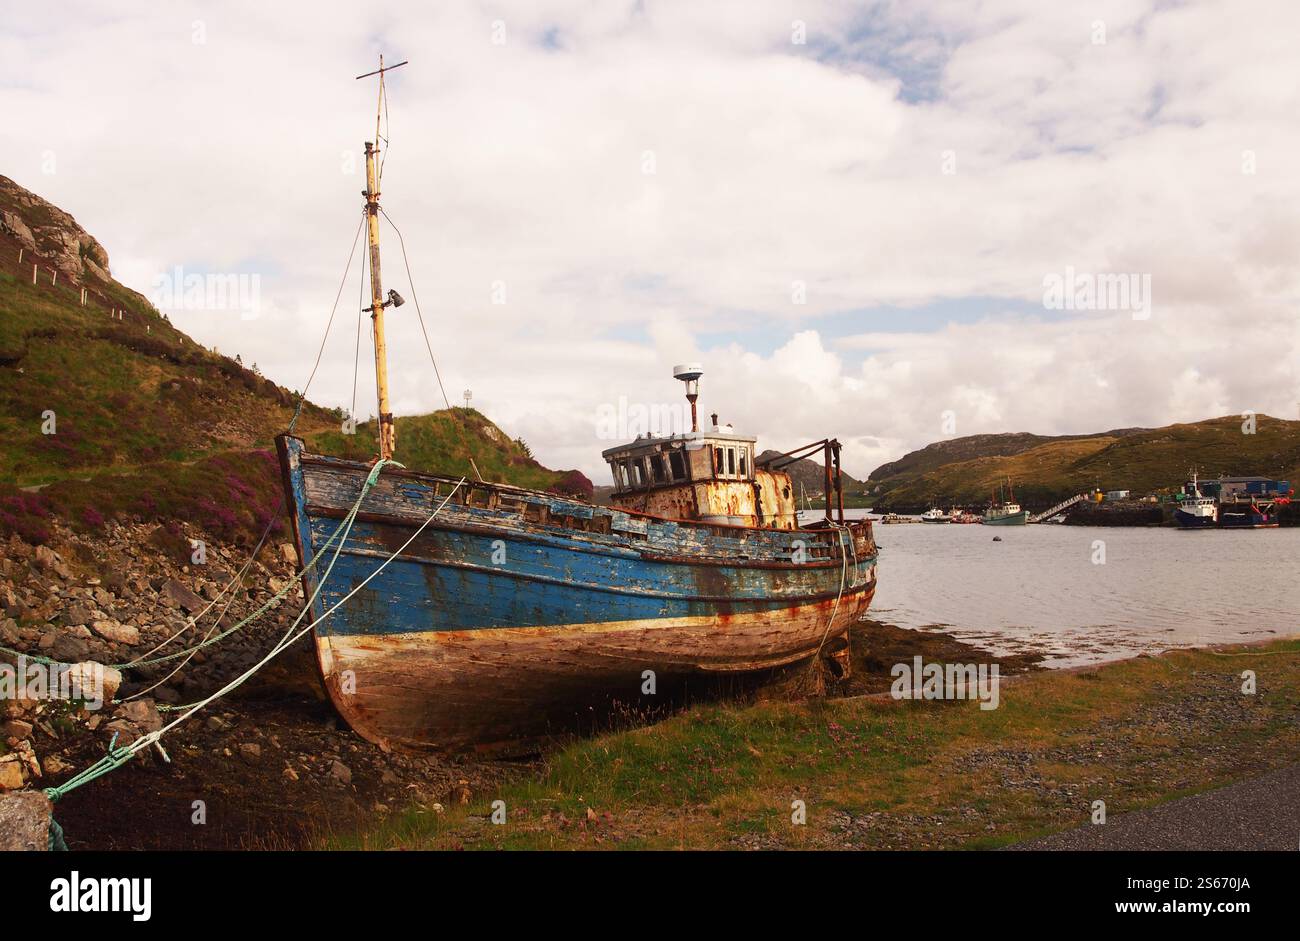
[601,429,756,461]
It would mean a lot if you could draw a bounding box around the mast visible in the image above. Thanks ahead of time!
[356,54,408,461]
[364,138,394,459]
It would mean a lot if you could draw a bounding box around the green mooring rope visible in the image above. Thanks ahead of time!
[0,459,403,673]
[12,459,405,842]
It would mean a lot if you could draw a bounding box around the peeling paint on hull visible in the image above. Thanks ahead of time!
[277,435,879,750]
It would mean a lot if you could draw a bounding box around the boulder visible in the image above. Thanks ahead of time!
[51,634,91,663]
[113,699,162,734]
[62,602,96,627]
[328,760,352,785]
[0,790,52,850]
[101,719,141,747]
[0,757,24,790]
[65,661,122,704]
[0,210,36,251]
[1,719,34,741]
[90,620,140,645]
[162,579,205,614]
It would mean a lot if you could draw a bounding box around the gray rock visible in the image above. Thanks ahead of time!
[113,699,162,734]
[101,719,141,747]
[329,760,352,785]
[1,719,34,741]
[0,758,24,790]
[62,602,95,626]
[0,791,52,850]
[51,634,90,663]
[162,579,205,614]
[65,661,122,704]
[90,620,140,645]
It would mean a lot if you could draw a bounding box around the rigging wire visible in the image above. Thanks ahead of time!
[380,206,484,483]
[352,229,367,423]
[122,495,284,701]
[376,61,391,186]
[289,211,366,429]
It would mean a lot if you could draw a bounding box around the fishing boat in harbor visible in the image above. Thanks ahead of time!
[949,510,981,524]
[1174,470,1218,529]
[920,507,949,523]
[275,59,878,750]
[983,480,1029,525]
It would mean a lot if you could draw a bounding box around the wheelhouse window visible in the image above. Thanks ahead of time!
[651,454,667,484]
[669,451,687,481]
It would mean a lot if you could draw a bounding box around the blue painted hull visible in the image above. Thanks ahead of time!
[276,436,878,749]
[1217,508,1278,528]
[1174,508,1217,528]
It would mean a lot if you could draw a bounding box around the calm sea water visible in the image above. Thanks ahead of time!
[801,510,1300,666]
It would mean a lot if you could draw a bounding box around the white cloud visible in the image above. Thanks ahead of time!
[1,0,1297,483]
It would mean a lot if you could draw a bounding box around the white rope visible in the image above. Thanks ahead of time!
[809,523,853,667]
[115,477,466,764]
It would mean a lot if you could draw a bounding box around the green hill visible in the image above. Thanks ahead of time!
[0,174,587,547]
[867,429,1149,483]
[870,416,1300,510]
[307,410,590,497]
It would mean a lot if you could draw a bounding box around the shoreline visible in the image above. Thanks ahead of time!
[330,633,1300,850]
[21,615,1299,851]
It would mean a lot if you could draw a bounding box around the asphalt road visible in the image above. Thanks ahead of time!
[1014,763,1300,850]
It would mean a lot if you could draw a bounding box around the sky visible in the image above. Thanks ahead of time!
[2,1,1298,482]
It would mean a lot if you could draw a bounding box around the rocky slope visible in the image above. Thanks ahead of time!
[0,175,111,284]
[0,174,586,834]
[1,519,507,847]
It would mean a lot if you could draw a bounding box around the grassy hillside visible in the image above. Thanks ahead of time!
[307,410,591,497]
[867,429,1149,483]
[871,416,1300,509]
[0,178,588,546]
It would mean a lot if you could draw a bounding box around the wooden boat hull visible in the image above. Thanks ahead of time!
[276,436,878,750]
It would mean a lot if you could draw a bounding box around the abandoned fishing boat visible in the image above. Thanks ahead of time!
[275,59,878,750]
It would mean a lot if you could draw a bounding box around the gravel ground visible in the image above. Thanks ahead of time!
[1013,761,1300,850]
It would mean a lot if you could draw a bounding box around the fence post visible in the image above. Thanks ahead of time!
[32,264,37,284]
[17,248,22,264]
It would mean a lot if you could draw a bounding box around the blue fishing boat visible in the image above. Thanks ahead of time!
[274,59,878,750]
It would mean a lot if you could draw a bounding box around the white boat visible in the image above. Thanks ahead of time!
[920,508,949,523]
[1174,469,1217,529]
